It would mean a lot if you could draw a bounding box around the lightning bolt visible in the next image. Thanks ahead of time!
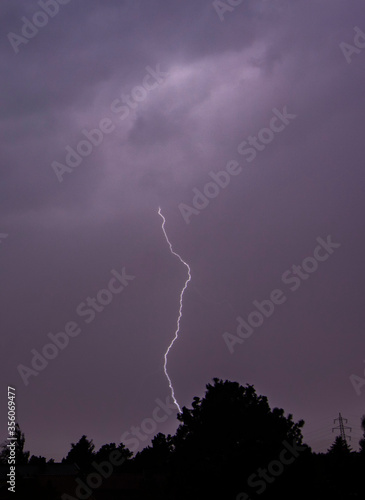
[158,207,191,413]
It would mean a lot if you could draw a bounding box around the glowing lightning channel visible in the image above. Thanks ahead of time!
[158,207,191,413]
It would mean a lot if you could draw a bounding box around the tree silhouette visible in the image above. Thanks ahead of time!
[169,378,309,499]
[132,432,173,472]
[28,455,47,466]
[174,378,305,454]
[359,415,365,456]
[0,423,29,465]
[328,435,352,456]
[1,380,364,498]
[62,435,95,472]
[94,442,133,467]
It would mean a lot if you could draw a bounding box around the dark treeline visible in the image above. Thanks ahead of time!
[1,378,364,499]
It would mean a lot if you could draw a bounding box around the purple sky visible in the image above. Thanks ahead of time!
[1,0,365,461]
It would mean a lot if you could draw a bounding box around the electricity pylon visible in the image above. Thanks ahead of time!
[332,413,352,443]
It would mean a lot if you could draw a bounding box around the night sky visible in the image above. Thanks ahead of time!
[1,0,365,461]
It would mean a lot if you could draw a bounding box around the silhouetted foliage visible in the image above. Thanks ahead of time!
[132,432,173,472]
[328,435,352,456]
[2,380,364,499]
[168,378,310,499]
[0,423,29,465]
[29,455,47,466]
[359,414,365,456]
[62,434,95,472]
[94,441,133,469]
